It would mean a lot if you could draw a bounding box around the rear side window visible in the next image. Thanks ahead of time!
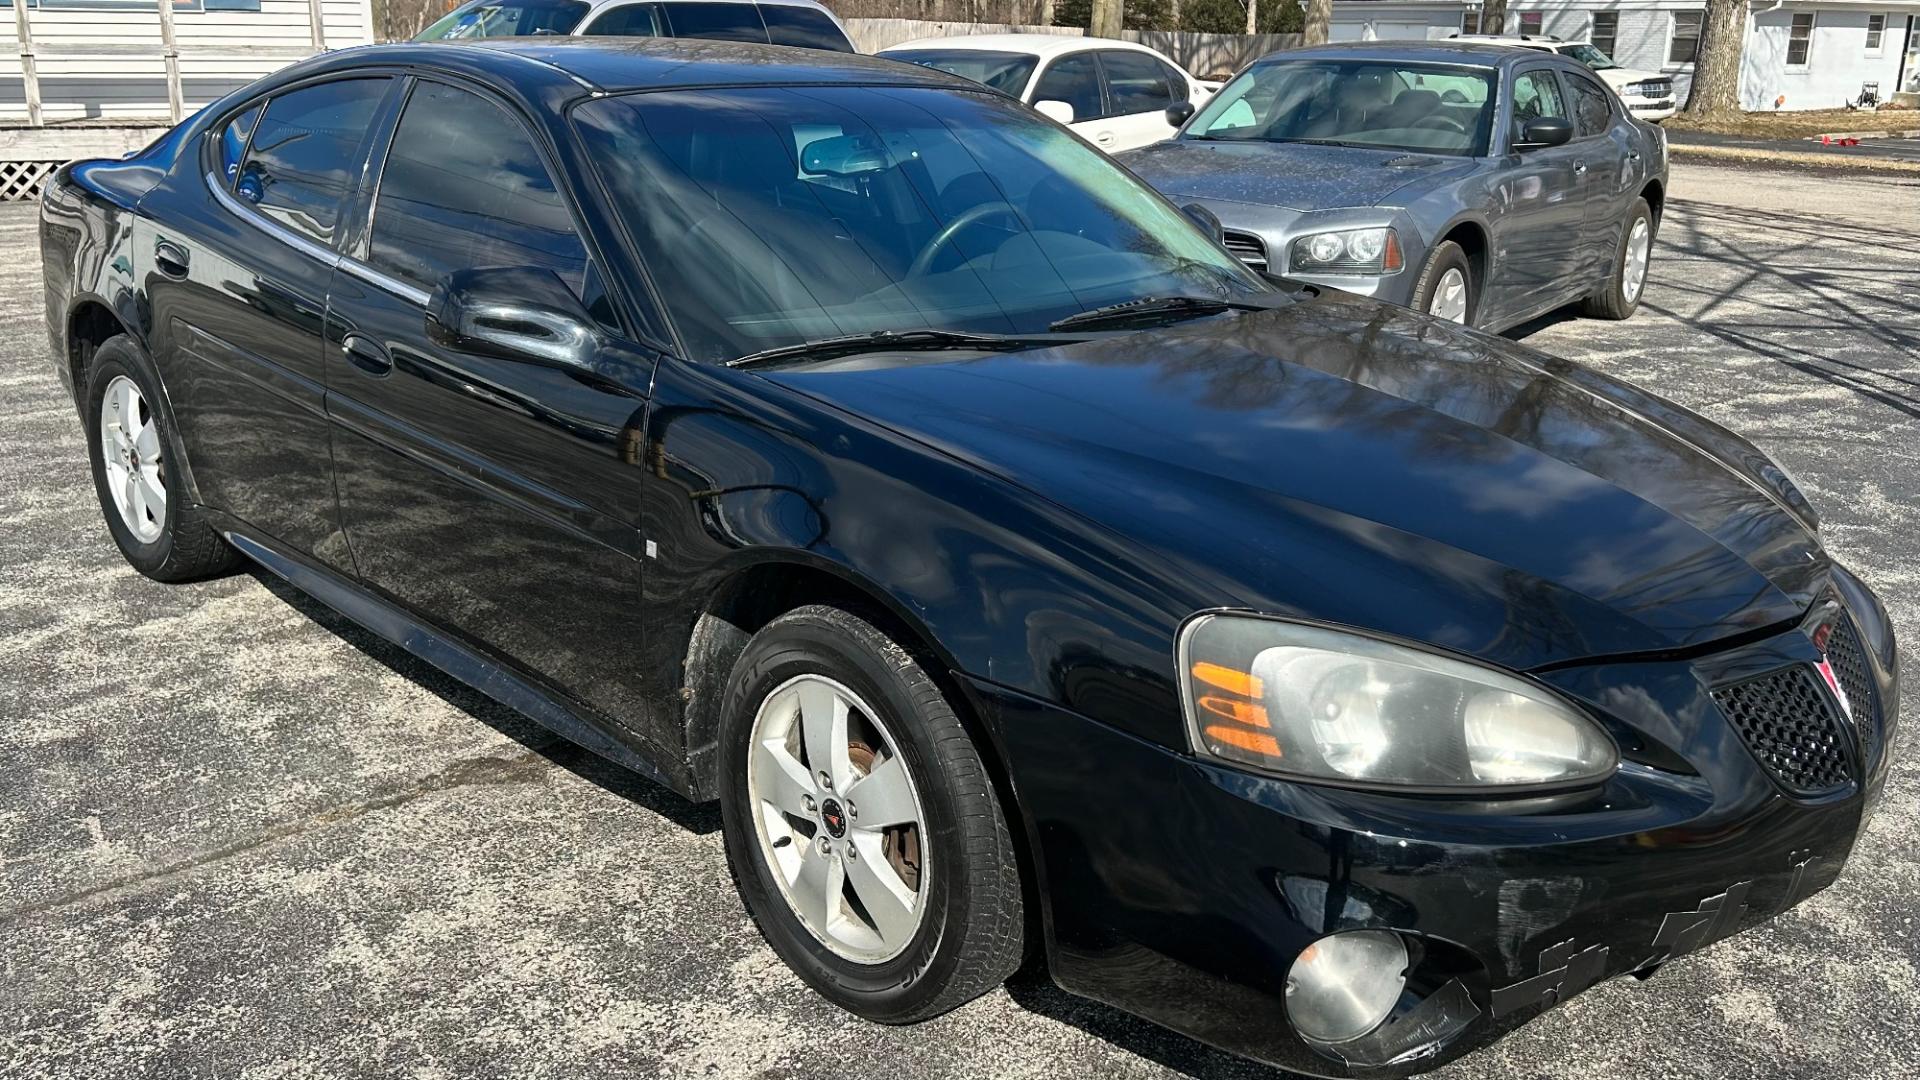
[1159,58,1191,104]
[584,2,667,35]
[215,102,260,187]
[368,81,588,295]
[759,4,853,51]
[1564,72,1613,136]
[1101,50,1175,114]
[234,78,389,248]
[662,2,767,41]
[1031,52,1103,121]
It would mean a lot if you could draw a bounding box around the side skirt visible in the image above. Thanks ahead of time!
[221,525,685,796]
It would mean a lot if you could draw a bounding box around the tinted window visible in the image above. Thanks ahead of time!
[1159,59,1191,104]
[1101,50,1174,114]
[235,78,388,247]
[216,102,260,187]
[1031,53,1102,121]
[584,2,667,34]
[1510,69,1567,141]
[368,82,587,295]
[879,49,1038,97]
[1564,73,1612,136]
[1189,60,1494,156]
[760,4,853,51]
[415,0,588,39]
[662,2,767,41]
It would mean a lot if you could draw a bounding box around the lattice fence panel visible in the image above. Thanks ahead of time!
[0,162,58,202]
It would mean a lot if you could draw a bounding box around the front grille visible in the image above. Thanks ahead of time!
[1222,230,1268,273]
[1823,614,1877,758]
[1639,80,1673,99]
[1712,666,1856,796]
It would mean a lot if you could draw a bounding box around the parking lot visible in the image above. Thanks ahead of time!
[3,159,1917,1080]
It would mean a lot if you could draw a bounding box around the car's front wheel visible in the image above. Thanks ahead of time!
[718,605,1024,1022]
[1411,240,1475,326]
[1582,197,1654,320]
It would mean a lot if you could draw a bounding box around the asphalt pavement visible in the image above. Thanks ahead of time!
[3,160,1918,1080]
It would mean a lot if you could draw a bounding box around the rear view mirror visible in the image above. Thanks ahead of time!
[1181,202,1224,243]
[1515,116,1575,149]
[427,266,600,370]
[1034,99,1076,125]
[799,133,892,177]
[1165,100,1197,128]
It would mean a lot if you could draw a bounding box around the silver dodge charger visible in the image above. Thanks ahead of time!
[1120,42,1669,332]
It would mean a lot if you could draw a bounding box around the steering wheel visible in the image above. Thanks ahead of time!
[1413,114,1471,136]
[908,202,1024,279]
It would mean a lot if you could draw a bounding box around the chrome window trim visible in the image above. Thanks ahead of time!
[205,170,342,271]
[339,255,432,307]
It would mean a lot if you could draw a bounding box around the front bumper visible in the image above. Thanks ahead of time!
[976,568,1897,1078]
[1622,95,1678,121]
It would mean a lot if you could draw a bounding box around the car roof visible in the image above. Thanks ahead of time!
[878,33,1165,60]
[1251,40,1542,67]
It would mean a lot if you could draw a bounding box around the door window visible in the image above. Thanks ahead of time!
[1031,52,1103,121]
[584,2,667,35]
[661,1,768,41]
[1510,69,1567,142]
[233,78,389,248]
[368,81,588,297]
[759,4,853,51]
[1563,72,1614,136]
[1101,50,1175,115]
[215,102,260,187]
[1158,58,1191,104]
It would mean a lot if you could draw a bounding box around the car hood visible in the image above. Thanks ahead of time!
[1593,67,1667,88]
[769,293,1826,672]
[1120,139,1475,211]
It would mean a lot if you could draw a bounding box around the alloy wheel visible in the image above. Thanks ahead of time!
[1429,268,1469,324]
[746,673,928,964]
[99,375,165,543]
[1622,217,1651,304]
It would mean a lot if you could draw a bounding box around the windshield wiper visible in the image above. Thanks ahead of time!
[727,328,1079,369]
[1048,295,1274,333]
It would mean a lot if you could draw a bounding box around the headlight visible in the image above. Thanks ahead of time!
[1619,81,1647,96]
[1289,227,1403,275]
[1180,614,1617,789]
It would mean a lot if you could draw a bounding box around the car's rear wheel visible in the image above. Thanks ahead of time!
[1412,240,1475,326]
[718,605,1023,1022]
[1582,197,1654,320]
[83,336,242,582]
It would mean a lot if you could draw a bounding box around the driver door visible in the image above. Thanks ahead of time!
[1485,66,1589,327]
[323,77,665,737]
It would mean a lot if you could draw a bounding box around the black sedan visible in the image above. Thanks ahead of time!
[38,38,1898,1078]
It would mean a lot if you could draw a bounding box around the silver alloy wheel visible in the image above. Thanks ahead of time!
[1622,216,1651,304]
[99,375,165,543]
[747,673,928,964]
[1429,267,1469,324]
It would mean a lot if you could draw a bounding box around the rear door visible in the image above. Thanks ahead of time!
[1560,68,1635,278]
[1095,49,1182,150]
[1028,51,1111,149]
[1484,64,1588,326]
[323,77,663,734]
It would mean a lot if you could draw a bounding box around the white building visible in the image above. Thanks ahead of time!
[1327,0,1920,110]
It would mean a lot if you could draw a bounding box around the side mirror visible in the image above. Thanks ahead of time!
[1181,202,1224,243]
[426,266,600,369]
[1515,115,1574,149]
[1033,99,1076,125]
[1165,100,1197,128]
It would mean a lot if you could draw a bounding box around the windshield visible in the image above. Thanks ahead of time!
[416,0,587,38]
[1185,59,1495,157]
[575,86,1271,364]
[879,49,1040,97]
[1562,43,1618,70]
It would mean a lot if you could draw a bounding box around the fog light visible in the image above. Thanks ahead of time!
[1285,931,1409,1044]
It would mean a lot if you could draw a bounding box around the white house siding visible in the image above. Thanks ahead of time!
[1,0,375,123]
[1743,6,1910,109]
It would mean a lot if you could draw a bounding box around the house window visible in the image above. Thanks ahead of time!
[1591,11,1618,56]
[1669,11,1704,63]
[1787,12,1814,67]
[1462,12,1480,34]
[1518,11,1544,35]
[1866,13,1886,54]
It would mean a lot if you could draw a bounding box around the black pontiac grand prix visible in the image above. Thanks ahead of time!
[38,38,1899,1077]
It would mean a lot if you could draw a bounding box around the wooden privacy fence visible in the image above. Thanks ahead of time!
[845,19,1299,75]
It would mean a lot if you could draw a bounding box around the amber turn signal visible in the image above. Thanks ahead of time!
[1192,661,1263,698]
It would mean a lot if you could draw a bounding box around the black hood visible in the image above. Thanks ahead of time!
[1119,139,1474,211]
[769,294,1826,672]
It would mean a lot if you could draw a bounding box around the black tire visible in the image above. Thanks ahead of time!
[83,336,243,582]
[1409,240,1476,327]
[718,605,1024,1023]
[1581,197,1654,320]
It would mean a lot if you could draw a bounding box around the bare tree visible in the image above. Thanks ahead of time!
[1244,0,1256,34]
[1090,0,1123,36]
[1479,0,1507,34]
[1302,0,1331,44]
[1683,0,1745,115]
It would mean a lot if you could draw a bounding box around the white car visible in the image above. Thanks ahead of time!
[417,0,855,53]
[878,35,1220,152]
[1450,34,1675,121]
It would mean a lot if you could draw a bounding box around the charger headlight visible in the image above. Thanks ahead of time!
[1180,615,1617,789]
[1289,227,1403,275]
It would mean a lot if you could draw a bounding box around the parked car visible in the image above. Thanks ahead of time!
[1120,41,1669,332]
[878,34,1217,152]
[417,0,854,51]
[41,36,1896,1079]
[1450,33,1677,121]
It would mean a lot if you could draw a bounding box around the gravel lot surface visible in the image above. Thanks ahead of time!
[3,161,1916,1080]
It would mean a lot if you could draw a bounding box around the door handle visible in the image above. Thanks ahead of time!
[1095,130,1116,145]
[154,239,190,278]
[1573,161,1589,175]
[1628,151,1643,162]
[341,332,393,377]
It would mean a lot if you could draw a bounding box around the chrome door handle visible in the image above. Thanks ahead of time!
[1574,161,1589,175]
[154,239,190,278]
[1095,131,1115,145]
[341,333,393,377]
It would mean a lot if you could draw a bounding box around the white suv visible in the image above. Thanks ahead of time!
[1450,34,1676,121]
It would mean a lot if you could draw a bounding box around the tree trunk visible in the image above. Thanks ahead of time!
[1683,0,1746,114]
[1244,0,1256,34]
[1480,0,1507,34]
[1090,0,1123,37]
[1040,0,1055,26]
[1301,0,1331,45]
